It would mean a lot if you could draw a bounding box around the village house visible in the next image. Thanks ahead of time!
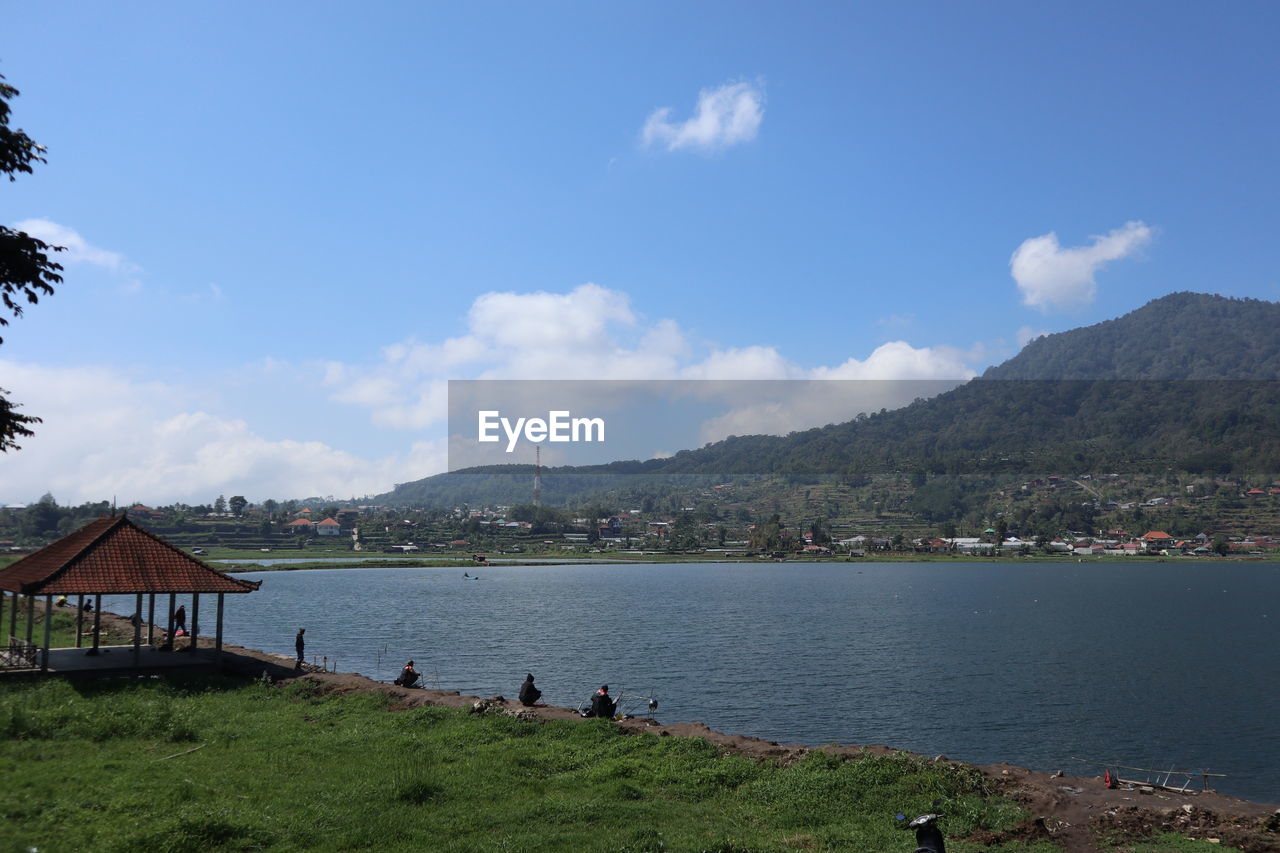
[1139,530,1175,550]
[284,518,314,534]
[316,517,342,537]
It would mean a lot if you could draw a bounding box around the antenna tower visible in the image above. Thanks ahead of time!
[533,445,542,507]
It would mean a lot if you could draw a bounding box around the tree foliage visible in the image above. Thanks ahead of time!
[1,72,63,451]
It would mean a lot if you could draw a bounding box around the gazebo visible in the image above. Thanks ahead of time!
[0,514,260,673]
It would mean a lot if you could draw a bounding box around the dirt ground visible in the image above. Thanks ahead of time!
[92,612,1280,852]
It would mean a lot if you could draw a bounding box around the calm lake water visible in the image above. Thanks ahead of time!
[113,561,1280,802]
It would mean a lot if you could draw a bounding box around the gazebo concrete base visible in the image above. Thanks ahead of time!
[0,645,220,678]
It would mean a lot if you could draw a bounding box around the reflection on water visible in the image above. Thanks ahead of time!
[106,561,1280,802]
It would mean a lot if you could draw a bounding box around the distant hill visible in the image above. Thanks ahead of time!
[380,293,1280,508]
[983,292,1280,380]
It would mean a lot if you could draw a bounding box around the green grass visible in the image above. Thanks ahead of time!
[2,603,87,648]
[0,675,1071,852]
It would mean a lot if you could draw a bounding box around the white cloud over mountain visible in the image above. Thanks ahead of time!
[1010,220,1154,311]
[642,81,765,152]
[1,283,982,506]
[322,283,978,431]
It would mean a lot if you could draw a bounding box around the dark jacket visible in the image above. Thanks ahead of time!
[396,666,420,687]
[589,690,616,719]
[518,675,541,706]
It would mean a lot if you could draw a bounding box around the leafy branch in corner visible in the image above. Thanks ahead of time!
[1,71,64,451]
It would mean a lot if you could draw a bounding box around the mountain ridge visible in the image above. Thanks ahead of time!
[380,292,1280,507]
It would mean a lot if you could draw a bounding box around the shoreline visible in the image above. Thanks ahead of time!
[208,553,1280,573]
[70,608,1280,851]
[205,639,1280,852]
[80,607,1280,840]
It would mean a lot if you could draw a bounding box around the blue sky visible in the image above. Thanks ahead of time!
[2,2,1277,505]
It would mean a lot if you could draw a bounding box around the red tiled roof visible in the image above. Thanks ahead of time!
[316,518,340,526]
[0,516,261,595]
[1141,530,1173,540]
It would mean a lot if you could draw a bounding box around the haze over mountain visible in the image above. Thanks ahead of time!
[379,293,1280,508]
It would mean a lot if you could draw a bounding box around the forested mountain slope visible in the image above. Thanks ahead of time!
[381,293,1280,507]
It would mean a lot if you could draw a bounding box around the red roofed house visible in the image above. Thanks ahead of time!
[285,518,314,533]
[1140,530,1175,549]
[316,518,342,537]
[0,515,259,673]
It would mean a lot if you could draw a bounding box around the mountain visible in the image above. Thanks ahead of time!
[983,292,1280,380]
[379,293,1280,508]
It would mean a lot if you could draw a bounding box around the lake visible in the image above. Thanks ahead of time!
[111,560,1280,802]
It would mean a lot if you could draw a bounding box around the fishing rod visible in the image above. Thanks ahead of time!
[615,690,659,717]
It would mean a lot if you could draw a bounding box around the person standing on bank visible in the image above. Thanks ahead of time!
[295,628,305,670]
[174,604,187,634]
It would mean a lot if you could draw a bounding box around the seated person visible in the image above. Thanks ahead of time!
[394,660,421,687]
[518,673,542,706]
[588,685,616,719]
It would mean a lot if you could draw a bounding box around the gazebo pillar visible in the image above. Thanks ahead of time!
[215,593,225,662]
[147,593,155,645]
[8,589,17,643]
[75,594,84,647]
[0,591,5,644]
[25,593,34,644]
[189,593,200,654]
[132,592,143,655]
[41,595,52,672]
[89,594,102,654]
[165,593,175,651]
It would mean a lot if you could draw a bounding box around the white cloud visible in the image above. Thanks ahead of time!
[813,341,978,380]
[320,283,985,472]
[642,81,764,152]
[11,218,134,273]
[0,282,993,506]
[1010,220,1154,311]
[0,360,446,505]
[322,284,691,428]
[1016,325,1050,348]
[681,346,796,380]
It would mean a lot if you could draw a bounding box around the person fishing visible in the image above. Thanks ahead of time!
[587,684,616,719]
[395,660,421,687]
[518,673,542,706]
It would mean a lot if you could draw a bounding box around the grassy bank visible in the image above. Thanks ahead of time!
[0,674,1074,853]
[0,602,96,648]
